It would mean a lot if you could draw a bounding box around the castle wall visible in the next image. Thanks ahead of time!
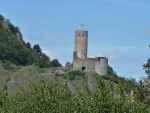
[84,58,96,72]
[73,58,95,72]
[95,57,108,75]
[73,58,84,71]
[73,57,108,75]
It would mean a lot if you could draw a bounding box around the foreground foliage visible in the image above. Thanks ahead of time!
[0,77,149,113]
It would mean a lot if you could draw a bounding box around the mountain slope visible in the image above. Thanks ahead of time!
[0,14,61,68]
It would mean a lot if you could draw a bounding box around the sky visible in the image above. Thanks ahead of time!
[0,0,150,80]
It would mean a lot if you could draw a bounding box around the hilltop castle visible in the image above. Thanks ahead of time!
[73,27,108,75]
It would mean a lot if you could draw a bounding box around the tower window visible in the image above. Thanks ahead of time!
[82,66,86,71]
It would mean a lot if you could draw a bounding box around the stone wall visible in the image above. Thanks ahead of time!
[73,57,108,75]
[95,57,108,75]
[75,30,88,59]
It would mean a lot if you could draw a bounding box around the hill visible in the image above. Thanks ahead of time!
[0,14,61,68]
[0,65,149,113]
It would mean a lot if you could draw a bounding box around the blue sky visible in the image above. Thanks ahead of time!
[0,0,150,80]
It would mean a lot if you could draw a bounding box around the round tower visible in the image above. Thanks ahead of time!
[74,26,88,60]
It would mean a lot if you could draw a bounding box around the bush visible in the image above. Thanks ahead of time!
[49,59,62,67]
[64,71,85,81]
[0,77,149,113]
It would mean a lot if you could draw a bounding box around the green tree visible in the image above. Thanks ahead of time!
[26,42,31,49]
[50,59,61,67]
[0,14,4,21]
[33,44,42,55]
[0,14,61,68]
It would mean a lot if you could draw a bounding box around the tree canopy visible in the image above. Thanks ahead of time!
[0,14,61,68]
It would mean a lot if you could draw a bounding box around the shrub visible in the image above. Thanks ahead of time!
[0,78,149,113]
[64,71,85,81]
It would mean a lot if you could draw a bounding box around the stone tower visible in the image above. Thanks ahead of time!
[74,29,88,60]
[73,26,108,75]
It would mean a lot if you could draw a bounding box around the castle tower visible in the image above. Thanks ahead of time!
[74,26,88,60]
[73,26,108,75]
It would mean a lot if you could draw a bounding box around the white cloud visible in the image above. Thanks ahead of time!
[42,49,56,60]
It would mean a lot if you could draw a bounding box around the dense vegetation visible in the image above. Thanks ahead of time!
[0,64,149,113]
[143,53,150,104]
[0,72,149,113]
[0,14,61,68]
